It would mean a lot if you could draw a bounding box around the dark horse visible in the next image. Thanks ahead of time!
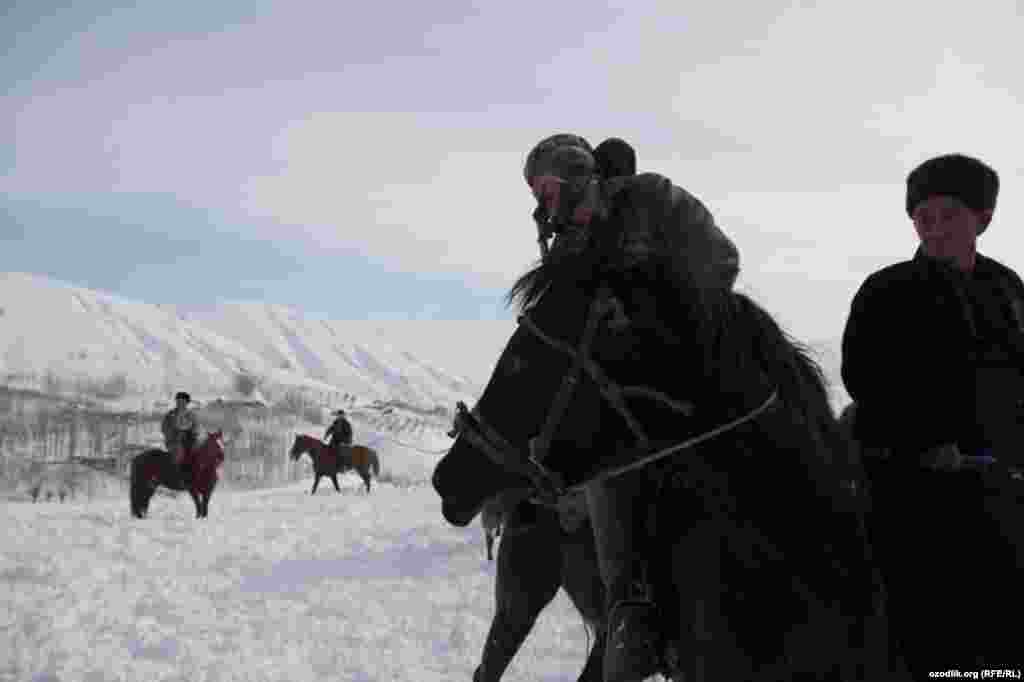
[474,491,607,682]
[130,431,225,519]
[433,202,895,679]
[289,434,380,494]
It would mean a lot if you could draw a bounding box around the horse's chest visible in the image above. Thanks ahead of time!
[556,492,589,533]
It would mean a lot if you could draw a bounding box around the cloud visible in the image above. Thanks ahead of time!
[5,0,1024,336]
[240,112,544,288]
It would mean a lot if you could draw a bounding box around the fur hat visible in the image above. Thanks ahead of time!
[174,391,191,402]
[331,409,346,416]
[594,137,637,178]
[523,134,595,186]
[906,154,999,232]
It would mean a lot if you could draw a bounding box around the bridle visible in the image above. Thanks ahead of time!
[447,281,779,503]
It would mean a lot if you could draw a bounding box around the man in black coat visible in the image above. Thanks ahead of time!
[324,409,353,454]
[841,153,1024,673]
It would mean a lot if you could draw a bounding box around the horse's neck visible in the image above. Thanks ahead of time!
[193,439,224,466]
[304,440,327,458]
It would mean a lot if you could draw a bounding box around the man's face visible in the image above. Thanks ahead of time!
[911,195,991,262]
[530,174,566,218]
[175,398,188,409]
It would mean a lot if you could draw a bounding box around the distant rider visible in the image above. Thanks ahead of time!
[161,391,199,484]
[324,408,354,457]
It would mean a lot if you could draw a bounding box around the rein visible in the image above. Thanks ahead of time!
[449,282,779,502]
[571,389,778,490]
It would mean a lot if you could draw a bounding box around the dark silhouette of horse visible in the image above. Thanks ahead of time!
[289,434,380,494]
[474,493,606,682]
[433,207,894,679]
[130,431,225,519]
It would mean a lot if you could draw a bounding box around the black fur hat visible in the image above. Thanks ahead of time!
[594,137,637,178]
[175,391,191,402]
[906,154,999,231]
[523,133,595,185]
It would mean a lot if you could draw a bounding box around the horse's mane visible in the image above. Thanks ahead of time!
[506,260,549,311]
[295,433,323,447]
[506,235,607,312]
[505,216,839,458]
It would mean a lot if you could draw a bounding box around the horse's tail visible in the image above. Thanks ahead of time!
[129,456,146,518]
[352,446,379,477]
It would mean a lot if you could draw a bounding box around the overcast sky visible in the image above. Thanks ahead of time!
[3,0,1022,343]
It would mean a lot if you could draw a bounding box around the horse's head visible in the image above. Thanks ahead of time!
[289,434,310,461]
[433,282,602,526]
[433,216,716,527]
[197,430,226,467]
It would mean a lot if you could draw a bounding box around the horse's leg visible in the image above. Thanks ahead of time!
[130,465,142,518]
[474,513,562,682]
[670,521,751,682]
[331,473,341,493]
[137,483,154,518]
[485,529,495,561]
[189,489,201,518]
[559,523,607,682]
[576,634,606,682]
[311,474,321,495]
[360,467,371,494]
[141,488,152,518]
[204,479,218,518]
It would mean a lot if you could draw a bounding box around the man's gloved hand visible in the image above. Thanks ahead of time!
[921,443,1001,472]
[919,443,965,471]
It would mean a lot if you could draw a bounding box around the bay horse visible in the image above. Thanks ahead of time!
[130,431,225,519]
[289,434,380,494]
[432,187,894,679]
[474,491,606,682]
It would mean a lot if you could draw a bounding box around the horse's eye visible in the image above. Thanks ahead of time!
[502,354,526,376]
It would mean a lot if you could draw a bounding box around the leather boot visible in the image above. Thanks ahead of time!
[585,470,662,682]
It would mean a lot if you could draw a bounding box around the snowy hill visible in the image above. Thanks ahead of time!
[178,302,506,410]
[0,270,848,415]
[0,272,496,412]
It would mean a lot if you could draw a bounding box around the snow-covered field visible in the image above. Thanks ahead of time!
[0,270,856,682]
[0,273,599,680]
[1,478,593,682]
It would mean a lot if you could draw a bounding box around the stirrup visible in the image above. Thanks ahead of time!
[605,597,662,682]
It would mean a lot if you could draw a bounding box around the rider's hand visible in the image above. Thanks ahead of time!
[920,443,964,471]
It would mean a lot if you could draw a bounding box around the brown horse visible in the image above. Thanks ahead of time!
[130,431,225,519]
[289,434,380,494]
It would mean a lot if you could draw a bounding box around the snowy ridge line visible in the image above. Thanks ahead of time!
[366,432,453,455]
[0,273,488,412]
